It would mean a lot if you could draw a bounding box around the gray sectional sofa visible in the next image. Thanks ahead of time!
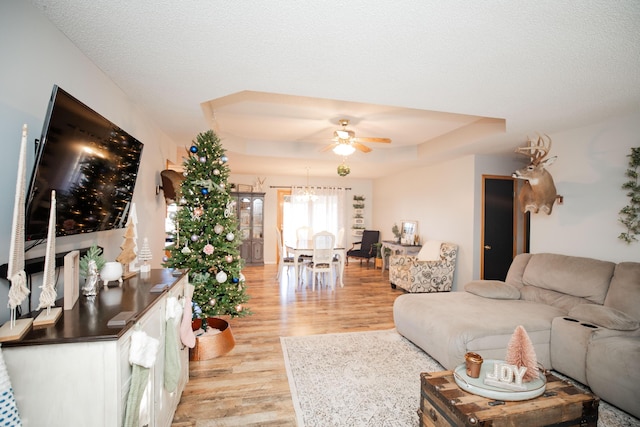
[393,252,640,418]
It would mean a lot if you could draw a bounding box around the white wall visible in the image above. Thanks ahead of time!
[229,173,373,264]
[0,1,175,323]
[530,112,640,263]
[373,156,477,290]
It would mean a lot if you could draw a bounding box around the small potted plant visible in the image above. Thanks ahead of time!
[392,224,401,243]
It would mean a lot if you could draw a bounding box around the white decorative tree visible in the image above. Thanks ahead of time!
[35,190,62,326]
[138,237,152,272]
[0,125,33,341]
[127,203,140,272]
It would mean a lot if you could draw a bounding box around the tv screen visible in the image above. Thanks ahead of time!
[25,85,144,241]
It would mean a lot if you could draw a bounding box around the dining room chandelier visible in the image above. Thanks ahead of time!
[300,167,317,201]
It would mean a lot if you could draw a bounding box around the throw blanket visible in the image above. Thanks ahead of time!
[0,347,21,426]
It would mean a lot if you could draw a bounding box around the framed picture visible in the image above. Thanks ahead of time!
[401,220,419,245]
[237,184,253,192]
[354,218,365,225]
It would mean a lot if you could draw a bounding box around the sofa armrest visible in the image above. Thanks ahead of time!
[568,304,639,331]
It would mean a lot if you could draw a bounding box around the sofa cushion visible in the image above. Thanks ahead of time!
[465,280,520,299]
[417,241,442,261]
[504,253,533,290]
[568,304,639,331]
[521,253,615,305]
[393,292,564,370]
[604,262,640,321]
[519,286,597,314]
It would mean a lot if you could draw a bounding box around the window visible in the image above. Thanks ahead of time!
[282,187,346,246]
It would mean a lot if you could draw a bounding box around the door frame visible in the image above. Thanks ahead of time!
[276,189,291,264]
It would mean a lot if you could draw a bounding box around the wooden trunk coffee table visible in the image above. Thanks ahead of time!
[419,370,599,427]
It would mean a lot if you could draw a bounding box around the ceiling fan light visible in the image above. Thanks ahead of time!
[333,144,356,156]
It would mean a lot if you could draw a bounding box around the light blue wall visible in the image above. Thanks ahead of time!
[0,1,175,323]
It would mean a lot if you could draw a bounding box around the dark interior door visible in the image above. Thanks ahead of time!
[482,177,515,280]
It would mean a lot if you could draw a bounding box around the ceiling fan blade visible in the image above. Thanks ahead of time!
[321,143,339,152]
[352,142,372,153]
[353,137,392,144]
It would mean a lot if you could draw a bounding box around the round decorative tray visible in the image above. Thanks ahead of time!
[453,359,546,401]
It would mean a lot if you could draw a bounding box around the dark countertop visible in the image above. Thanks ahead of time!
[3,269,186,347]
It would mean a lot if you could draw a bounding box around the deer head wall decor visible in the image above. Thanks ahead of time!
[512,134,558,215]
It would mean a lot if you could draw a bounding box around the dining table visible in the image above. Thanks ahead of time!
[285,240,346,288]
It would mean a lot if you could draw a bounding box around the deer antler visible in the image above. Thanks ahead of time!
[515,134,552,165]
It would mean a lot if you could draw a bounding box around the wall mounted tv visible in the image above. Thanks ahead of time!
[25,85,144,242]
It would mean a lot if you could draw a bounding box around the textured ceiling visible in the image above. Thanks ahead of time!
[29,0,640,178]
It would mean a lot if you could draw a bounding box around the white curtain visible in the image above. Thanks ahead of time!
[286,187,346,246]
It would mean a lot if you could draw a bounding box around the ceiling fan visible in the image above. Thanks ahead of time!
[323,119,391,156]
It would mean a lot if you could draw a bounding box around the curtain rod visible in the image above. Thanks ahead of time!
[269,185,352,190]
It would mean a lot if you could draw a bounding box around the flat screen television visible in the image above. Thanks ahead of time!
[25,85,144,242]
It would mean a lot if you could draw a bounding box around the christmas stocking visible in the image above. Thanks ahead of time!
[164,297,182,393]
[124,330,159,427]
[180,294,196,348]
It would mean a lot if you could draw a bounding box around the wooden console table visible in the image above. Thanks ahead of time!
[2,269,189,427]
[380,240,422,272]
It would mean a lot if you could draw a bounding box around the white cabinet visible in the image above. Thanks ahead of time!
[3,270,189,427]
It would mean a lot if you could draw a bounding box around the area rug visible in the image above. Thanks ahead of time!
[280,329,639,427]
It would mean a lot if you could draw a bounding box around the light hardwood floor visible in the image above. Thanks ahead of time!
[171,262,403,426]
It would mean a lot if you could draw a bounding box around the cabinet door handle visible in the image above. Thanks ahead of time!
[484,245,492,250]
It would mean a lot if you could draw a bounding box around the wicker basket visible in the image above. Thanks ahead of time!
[190,317,235,361]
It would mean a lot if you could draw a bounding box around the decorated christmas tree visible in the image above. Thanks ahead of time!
[163,130,250,320]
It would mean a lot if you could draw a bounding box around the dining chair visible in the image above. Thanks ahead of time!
[275,227,296,281]
[346,230,380,266]
[296,226,314,262]
[309,231,336,291]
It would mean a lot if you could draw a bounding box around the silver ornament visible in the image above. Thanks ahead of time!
[216,271,228,283]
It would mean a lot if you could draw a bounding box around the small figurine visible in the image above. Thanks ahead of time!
[82,260,99,296]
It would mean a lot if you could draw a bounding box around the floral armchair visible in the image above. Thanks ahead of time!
[389,242,458,293]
